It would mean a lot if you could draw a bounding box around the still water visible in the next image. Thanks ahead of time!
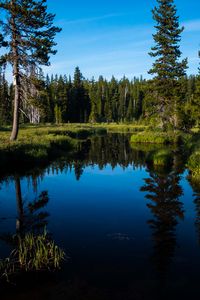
[0,134,200,300]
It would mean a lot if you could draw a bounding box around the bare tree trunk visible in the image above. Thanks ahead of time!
[10,0,21,141]
[173,99,178,131]
[10,74,20,141]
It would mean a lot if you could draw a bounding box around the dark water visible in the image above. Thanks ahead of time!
[0,134,200,300]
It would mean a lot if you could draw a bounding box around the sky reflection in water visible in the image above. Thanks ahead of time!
[0,134,200,299]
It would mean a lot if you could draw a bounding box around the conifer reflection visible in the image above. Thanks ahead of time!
[48,134,148,180]
[0,177,50,245]
[141,167,184,277]
[14,177,49,235]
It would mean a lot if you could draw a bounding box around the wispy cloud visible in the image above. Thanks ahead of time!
[56,13,123,26]
[182,19,200,32]
[56,25,153,49]
[43,45,151,80]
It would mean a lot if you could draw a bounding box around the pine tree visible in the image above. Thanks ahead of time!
[54,104,62,124]
[96,76,105,121]
[149,0,188,129]
[88,79,99,123]
[0,0,61,140]
[193,51,200,126]
[71,67,90,123]
[183,53,200,129]
[0,71,11,125]
[118,77,129,123]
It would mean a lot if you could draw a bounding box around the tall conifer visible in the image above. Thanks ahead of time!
[0,0,61,140]
[149,0,187,129]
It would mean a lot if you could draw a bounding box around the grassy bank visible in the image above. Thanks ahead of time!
[0,123,147,162]
[1,123,200,182]
[130,130,189,145]
[0,124,107,171]
[130,128,200,182]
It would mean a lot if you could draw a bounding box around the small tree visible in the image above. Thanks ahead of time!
[0,0,61,140]
[148,0,188,129]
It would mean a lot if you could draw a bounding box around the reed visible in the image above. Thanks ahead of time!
[0,230,65,281]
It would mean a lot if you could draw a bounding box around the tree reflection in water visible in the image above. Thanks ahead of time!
[15,177,49,235]
[0,177,49,247]
[49,133,148,181]
[189,180,200,244]
[141,167,184,279]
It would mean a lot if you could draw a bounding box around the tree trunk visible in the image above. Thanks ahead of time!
[10,0,21,141]
[10,74,20,141]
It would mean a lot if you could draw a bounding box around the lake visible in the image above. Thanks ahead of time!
[0,133,200,300]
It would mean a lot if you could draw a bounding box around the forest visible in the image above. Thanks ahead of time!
[0,67,199,129]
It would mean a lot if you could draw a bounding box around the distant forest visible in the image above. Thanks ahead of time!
[0,0,200,134]
[0,66,199,129]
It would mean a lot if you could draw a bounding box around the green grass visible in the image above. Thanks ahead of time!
[130,131,188,145]
[0,123,148,171]
[0,124,108,170]
[99,123,148,133]
[0,230,65,281]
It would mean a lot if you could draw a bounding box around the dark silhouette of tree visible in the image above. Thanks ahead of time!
[141,168,184,278]
[14,177,49,235]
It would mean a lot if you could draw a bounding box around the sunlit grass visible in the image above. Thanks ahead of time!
[0,125,107,168]
[130,130,191,145]
[131,131,175,144]
[0,230,65,281]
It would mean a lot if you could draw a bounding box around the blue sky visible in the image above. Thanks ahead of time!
[6,0,200,80]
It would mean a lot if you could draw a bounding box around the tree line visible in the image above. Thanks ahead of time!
[0,65,199,129]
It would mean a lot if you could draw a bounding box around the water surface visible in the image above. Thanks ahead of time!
[0,134,200,300]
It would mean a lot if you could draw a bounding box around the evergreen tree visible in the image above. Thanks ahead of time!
[0,71,11,125]
[70,67,90,123]
[54,104,62,124]
[149,0,188,129]
[70,67,84,122]
[0,0,61,140]
[109,76,119,122]
[193,51,200,126]
[88,79,99,123]
[118,77,129,123]
[96,76,106,121]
